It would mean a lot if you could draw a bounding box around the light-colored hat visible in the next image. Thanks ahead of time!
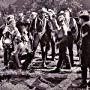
[41,7,48,13]
[31,12,37,16]
[59,11,65,15]
[79,10,89,16]
[7,15,15,21]
[18,12,24,17]
[48,9,56,15]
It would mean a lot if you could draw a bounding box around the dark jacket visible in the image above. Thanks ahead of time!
[81,21,90,66]
[30,18,44,33]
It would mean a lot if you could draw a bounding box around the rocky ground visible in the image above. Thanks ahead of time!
[0,44,89,90]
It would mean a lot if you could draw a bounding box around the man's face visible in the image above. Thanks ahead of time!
[9,20,16,27]
[58,15,64,22]
[79,18,84,25]
[31,12,37,19]
[19,15,24,21]
[65,10,70,20]
[39,12,44,19]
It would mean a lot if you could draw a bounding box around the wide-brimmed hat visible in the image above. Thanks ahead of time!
[79,10,89,17]
[58,11,65,16]
[79,10,89,21]
[31,12,37,16]
[7,15,15,21]
[38,7,48,15]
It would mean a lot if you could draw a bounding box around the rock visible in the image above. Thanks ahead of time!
[35,83,50,90]
[1,82,30,90]
[48,61,58,67]
[1,82,14,90]
[48,73,80,90]
[31,77,41,88]
[25,78,38,88]
[14,84,29,90]
[44,73,67,85]
[24,76,42,89]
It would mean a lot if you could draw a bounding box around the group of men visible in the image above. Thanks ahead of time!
[0,7,90,87]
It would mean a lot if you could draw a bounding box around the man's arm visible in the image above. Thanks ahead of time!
[82,32,88,38]
[81,24,89,38]
[73,18,78,39]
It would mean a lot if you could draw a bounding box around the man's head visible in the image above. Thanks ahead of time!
[7,15,16,27]
[14,36,22,44]
[79,13,89,25]
[58,11,65,22]
[46,9,56,21]
[38,7,48,19]
[30,12,37,19]
[18,12,25,21]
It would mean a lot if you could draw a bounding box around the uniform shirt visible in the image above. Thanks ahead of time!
[81,21,90,39]
[16,20,29,34]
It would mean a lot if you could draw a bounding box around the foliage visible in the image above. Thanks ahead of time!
[0,0,83,15]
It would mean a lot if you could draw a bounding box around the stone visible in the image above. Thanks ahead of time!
[35,82,50,90]
[25,78,38,88]
[48,73,80,90]
[44,73,67,85]
[14,84,29,90]
[1,82,14,90]
[48,61,58,67]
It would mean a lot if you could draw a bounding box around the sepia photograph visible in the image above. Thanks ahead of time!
[0,0,90,90]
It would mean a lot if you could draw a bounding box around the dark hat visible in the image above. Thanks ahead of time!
[79,15,89,21]
[79,10,89,17]
[58,11,65,16]
[79,10,89,21]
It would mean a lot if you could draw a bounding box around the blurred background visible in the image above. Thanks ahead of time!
[0,0,89,16]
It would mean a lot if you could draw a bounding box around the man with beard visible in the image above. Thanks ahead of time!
[21,8,47,69]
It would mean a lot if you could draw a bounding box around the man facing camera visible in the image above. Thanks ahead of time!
[78,12,90,87]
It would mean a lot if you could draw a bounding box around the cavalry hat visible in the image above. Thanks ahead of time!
[58,11,65,15]
[79,10,89,21]
[31,12,37,16]
[7,15,15,21]
[79,10,89,17]
[41,7,48,13]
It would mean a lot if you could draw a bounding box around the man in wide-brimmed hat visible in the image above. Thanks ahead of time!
[21,7,48,69]
[2,14,21,68]
[77,12,90,87]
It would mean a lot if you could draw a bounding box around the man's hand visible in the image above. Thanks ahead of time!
[82,32,88,38]
[38,32,44,39]
[30,35,34,40]
[11,51,17,56]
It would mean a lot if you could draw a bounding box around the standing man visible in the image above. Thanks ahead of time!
[2,15,21,69]
[64,9,78,67]
[50,11,71,73]
[21,8,47,69]
[78,12,90,87]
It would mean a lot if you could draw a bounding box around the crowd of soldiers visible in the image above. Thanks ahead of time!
[0,6,90,87]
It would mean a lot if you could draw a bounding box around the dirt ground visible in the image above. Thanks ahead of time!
[0,44,89,90]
